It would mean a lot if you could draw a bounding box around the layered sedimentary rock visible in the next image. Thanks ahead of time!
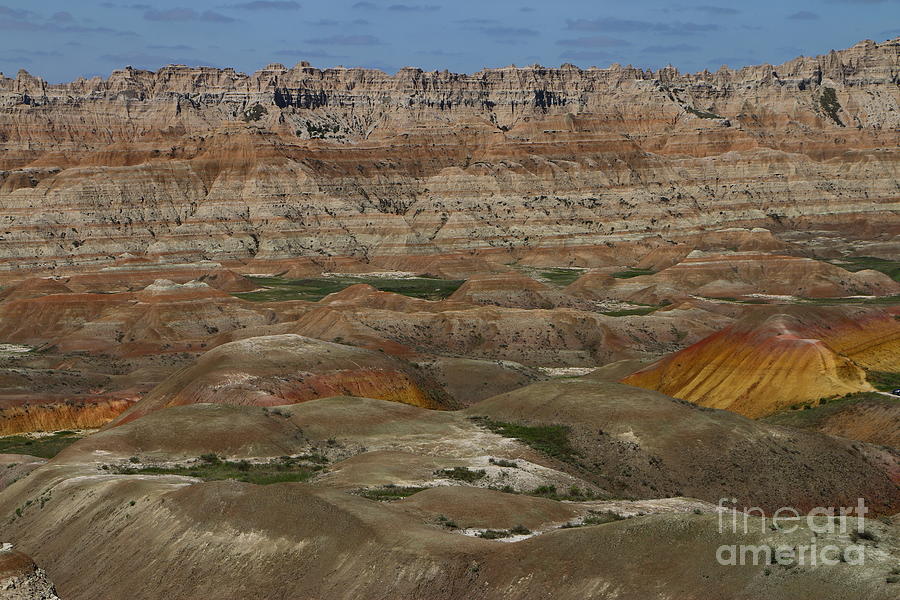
[0,547,60,600]
[0,279,273,355]
[0,39,897,274]
[622,306,900,417]
[0,399,133,437]
[467,379,900,513]
[447,272,591,309]
[3,391,898,600]
[110,334,450,426]
[567,251,900,304]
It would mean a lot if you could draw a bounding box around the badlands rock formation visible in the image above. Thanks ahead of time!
[110,334,451,426]
[0,547,60,600]
[2,392,898,599]
[763,393,900,448]
[567,252,900,303]
[0,37,897,600]
[0,39,897,274]
[623,305,900,417]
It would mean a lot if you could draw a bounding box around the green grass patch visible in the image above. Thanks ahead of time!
[535,268,585,287]
[435,467,486,482]
[235,275,464,302]
[686,106,724,119]
[797,295,900,306]
[435,514,459,529]
[560,511,626,528]
[114,455,318,485]
[610,268,655,279]
[471,417,579,462]
[477,524,531,539]
[357,484,427,501]
[0,430,83,459]
[705,296,769,305]
[867,371,900,392]
[600,306,658,317]
[761,392,896,430]
[828,257,900,282]
[528,484,599,501]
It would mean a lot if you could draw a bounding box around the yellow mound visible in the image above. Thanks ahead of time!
[623,306,899,417]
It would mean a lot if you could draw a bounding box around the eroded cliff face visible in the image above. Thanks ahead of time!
[0,39,897,274]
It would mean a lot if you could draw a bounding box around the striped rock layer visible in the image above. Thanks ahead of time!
[622,305,900,417]
[0,39,897,274]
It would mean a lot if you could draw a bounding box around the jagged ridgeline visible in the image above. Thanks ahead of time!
[0,39,897,274]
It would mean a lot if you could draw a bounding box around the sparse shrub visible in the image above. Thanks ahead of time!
[582,511,625,526]
[242,104,267,122]
[304,120,341,139]
[488,457,518,468]
[470,417,579,462]
[436,515,458,529]
[358,486,427,501]
[199,453,220,464]
[477,529,511,540]
[532,484,557,496]
[819,87,843,126]
[509,524,531,535]
[436,467,486,482]
[129,456,140,463]
[852,528,879,543]
[685,105,723,119]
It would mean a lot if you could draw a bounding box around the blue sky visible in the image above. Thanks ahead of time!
[1,1,898,82]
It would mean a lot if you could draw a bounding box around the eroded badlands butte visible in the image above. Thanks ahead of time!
[0,37,898,600]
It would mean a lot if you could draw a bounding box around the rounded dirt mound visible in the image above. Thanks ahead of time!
[109,334,451,426]
[465,379,900,514]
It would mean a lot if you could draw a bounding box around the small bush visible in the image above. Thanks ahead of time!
[242,104,267,122]
[532,484,557,497]
[358,486,426,502]
[852,528,879,542]
[582,511,625,526]
[436,515,458,529]
[819,87,843,126]
[478,529,511,540]
[489,457,518,468]
[528,484,597,501]
[685,105,723,119]
[436,467,486,482]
